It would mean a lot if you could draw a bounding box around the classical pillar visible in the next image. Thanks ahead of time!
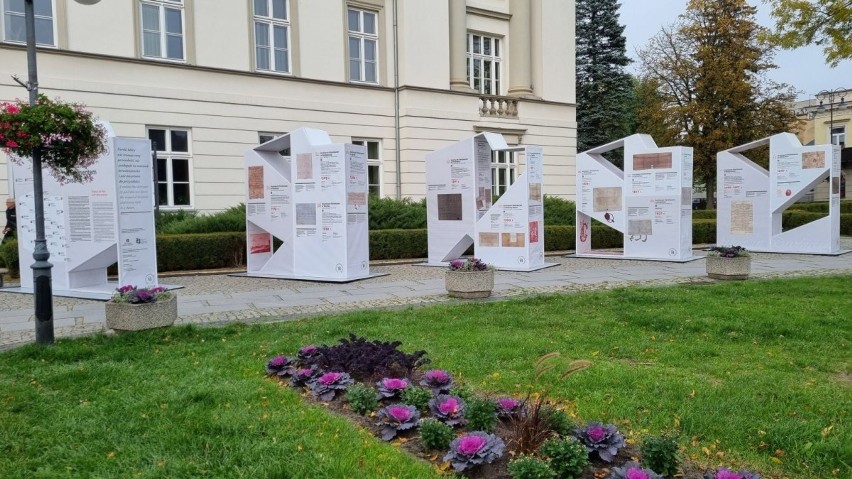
[508,0,536,98]
[449,0,473,92]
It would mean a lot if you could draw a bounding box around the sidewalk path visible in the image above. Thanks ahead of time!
[2,242,851,348]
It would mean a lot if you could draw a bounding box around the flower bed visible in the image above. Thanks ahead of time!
[265,335,765,478]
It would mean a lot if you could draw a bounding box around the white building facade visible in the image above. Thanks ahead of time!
[1,0,576,212]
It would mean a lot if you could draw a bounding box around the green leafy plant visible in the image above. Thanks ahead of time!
[540,405,575,437]
[400,386,432,412]
[538,436,589,479]
[640,434,680,477]
[464,396,498,432]
[508,455,555,479]
[418,418,455,451]
[1,95,107,183]
[448,384,475,403]
[345,383,379,415]
[707,245,749,258]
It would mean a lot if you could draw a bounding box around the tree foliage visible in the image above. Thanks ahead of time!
[764,0,852,67]
[637,0,799,208]
[576,0,634,152]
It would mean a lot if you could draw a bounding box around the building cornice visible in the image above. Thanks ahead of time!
[397,85,575,108]
[466,6,512,21]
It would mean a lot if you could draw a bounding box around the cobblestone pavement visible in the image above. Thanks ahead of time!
[2,241,851,349]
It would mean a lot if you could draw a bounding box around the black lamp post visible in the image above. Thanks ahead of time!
[816,88,848,146]
[13,0,101,345]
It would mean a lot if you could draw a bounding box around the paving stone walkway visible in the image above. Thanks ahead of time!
[2,242,850,349]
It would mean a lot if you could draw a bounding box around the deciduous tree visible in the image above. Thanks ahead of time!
[764,0,852,67]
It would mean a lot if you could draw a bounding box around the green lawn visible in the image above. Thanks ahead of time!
[0,276,849,478]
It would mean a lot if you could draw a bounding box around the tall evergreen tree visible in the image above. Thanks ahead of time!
[637,0,798,208]
[575,0,634,153]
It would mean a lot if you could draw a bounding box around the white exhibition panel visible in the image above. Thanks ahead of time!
[425,133,551,271]
[11,124,159,292]
[576,134,695,260]
[244,128,370,281]
[717,133,842,254]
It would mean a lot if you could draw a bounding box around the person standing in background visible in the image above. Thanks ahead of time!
[2,197,16,244]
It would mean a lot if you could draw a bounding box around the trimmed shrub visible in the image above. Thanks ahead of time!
[158,204,246,234]
[693,220,716,244]
[782,211,852,235]
[369,229,428,260]
[0,238,19,276]
[692,209,717,220]
[544,225,574,251]
[369,197,427,230]
[787,200,852,214]
[543,196,575,226]
[155,209,198,232]
[157,233,245,272]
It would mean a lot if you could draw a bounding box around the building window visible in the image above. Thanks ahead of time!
[467,33,501,95]
[148,127,192,207]
[259,132,290,156]
[352,139,381,197]
[347,7,378,84]
[2,0,54,46]
[491,150,515,198]
[253,0,290,73]
[830,125,846,147]
[140,0,184,61]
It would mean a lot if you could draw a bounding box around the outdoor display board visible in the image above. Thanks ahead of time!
[244,128,372,281]
[717,133,843,254]
[575,134,695,261]
[10,124,159,296]
[425,133,552,271]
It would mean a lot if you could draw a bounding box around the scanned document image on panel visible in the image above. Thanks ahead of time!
[438,193,463,221]
[478,232,499,247]
[627,219,653,235]
[295,203,317,225]
[730,200,753,235]
[801,151,825,169]
[832,177,840,194]
[296,153,314,180]
[250,233,272,254]
[681,187,692,204]
[529,183,542,202]
[593,187,622,212]
[633,152,673,170]
[501,232,526,247]
[347,192,366,207]
[248,166,264,199]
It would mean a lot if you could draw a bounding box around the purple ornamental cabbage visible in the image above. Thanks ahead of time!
[309,371,354,401]
[443,431,506,472]
[575,422,626,462]
[297,344,321,364]
[429,395,466,426]
[376,378,409,399]
[608,462,664,479]
[495,397,523,418]
[265,355,295,376]
[289,366,318,387]
[376,404,420,441]
[420,369,454,395]
[703,469,762,479]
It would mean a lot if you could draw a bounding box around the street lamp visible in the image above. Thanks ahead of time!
[13,0,102,345]
[816,88,849,146]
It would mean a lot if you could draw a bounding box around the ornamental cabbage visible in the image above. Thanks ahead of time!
[495,397,523,417]
[575,422,626,462]
[443,431,505,472]
[265,355,295,376]
[429,394,466,426]
[376,377,409,399]
[703,468,762,479]
[420,369,454,395]
[289,366,319,387]
[308,371,354,401]
[376,404,420,441]
[297,344,321,364]
[608,462,664,479]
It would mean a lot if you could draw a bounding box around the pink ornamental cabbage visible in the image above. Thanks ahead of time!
[607,462,663,479]
[420,369,454,394]
[429,395,466,426]
[376,378,409,399]
[496,397,523,417]
[376,404,420,441]
[443,431,505,472]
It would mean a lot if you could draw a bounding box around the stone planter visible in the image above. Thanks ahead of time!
[105,295,178,332]
[445,269,495,299]
[706,255,751,280]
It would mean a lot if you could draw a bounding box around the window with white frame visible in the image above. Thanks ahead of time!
[347,7,378,84]
[148,127,192,207]
[830,125,846,147]
[467,33,501,95]
[253,0,290,73]
[352,139,381,196]
[258,132,290,156]
[140,0,184,61]
[2,0,54,46]
[491,149,515,198]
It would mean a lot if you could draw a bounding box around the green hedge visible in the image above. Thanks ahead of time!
[0,239,19,276]
[692,210,717,220]
[787,200,852,214]
[369,229,428,260]
[782,211,852,235]
[157,233,245,271]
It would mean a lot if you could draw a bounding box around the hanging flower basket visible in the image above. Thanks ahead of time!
[0,95,107,183]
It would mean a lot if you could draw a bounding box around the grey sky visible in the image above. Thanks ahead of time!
[618,0,851,101]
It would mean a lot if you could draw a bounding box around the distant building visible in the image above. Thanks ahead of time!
[792,90,851,200]
[1,0,577,213]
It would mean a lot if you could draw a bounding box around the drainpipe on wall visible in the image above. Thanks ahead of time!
[393,0,401,199]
